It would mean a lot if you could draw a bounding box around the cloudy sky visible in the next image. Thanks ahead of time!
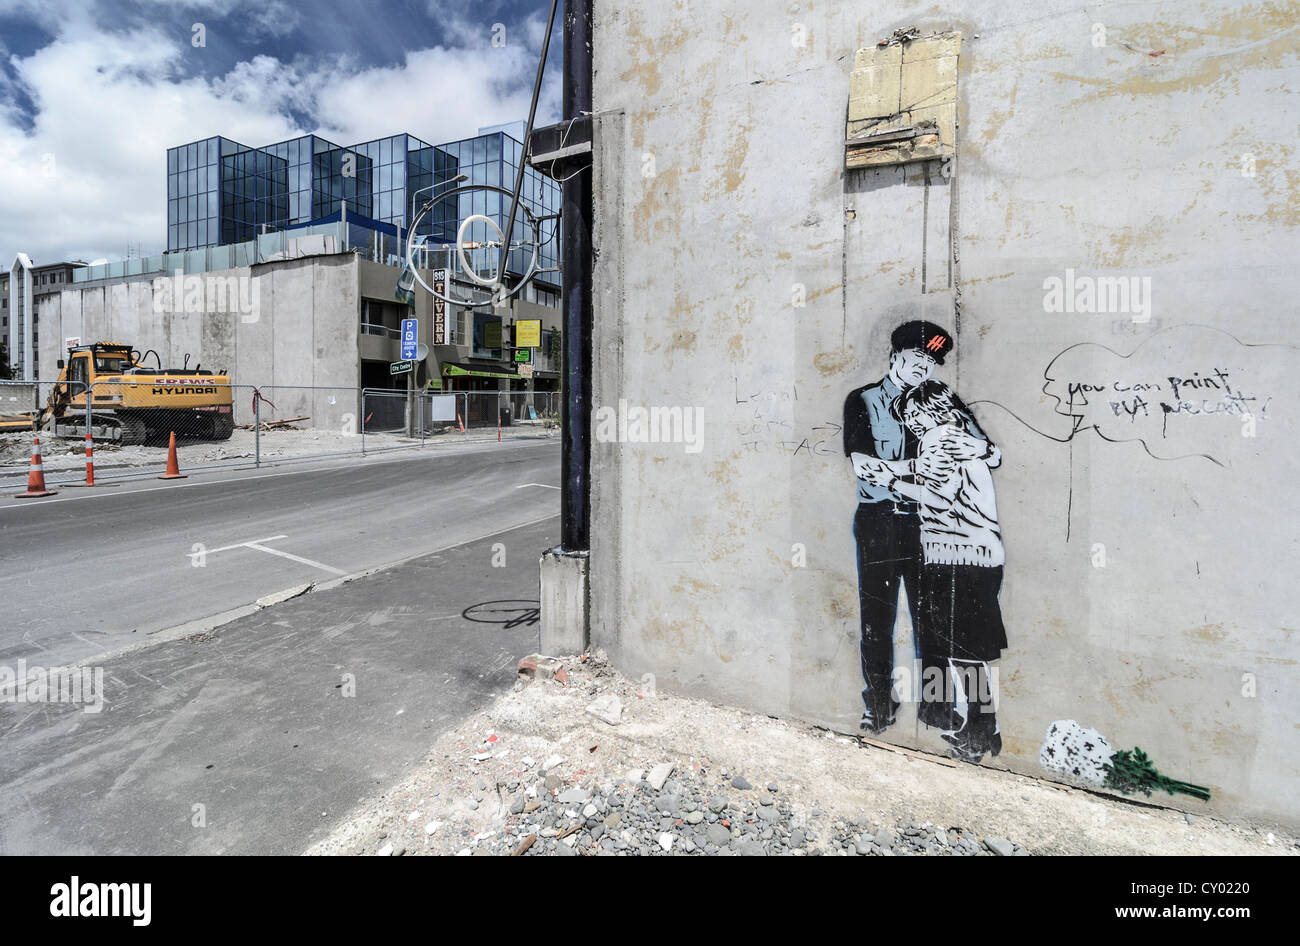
[0,0,561,266]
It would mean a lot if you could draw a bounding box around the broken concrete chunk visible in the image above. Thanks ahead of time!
[901,33,962,63]
[646,763,674,791]
[585,693,624,725]
[848,62,902,122]
[518,654,566,680]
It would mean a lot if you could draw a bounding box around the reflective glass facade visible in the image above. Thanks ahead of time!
[220,143,288,245]
[167,136,235,252]
[346,133,435,230]
[260,134,364,226]
[166,127,560,281]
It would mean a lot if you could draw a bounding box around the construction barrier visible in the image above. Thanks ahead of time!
[0,382,561,488]
[158,431,187,480]
[14,437,57,499]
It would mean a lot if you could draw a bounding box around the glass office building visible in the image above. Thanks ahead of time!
[166,136,267,252]
[165,127,560,285]
[259,134,367,227]
[349,133,430,232]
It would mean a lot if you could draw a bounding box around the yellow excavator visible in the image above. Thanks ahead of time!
[0,342,234,445]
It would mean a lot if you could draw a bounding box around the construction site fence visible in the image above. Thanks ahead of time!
[0,379,561,487]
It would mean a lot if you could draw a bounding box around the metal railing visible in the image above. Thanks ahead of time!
[0,380,560,487]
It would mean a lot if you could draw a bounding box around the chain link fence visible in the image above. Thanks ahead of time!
[0,379,560,488]
[1,379,90,486]
[362,390,561,439]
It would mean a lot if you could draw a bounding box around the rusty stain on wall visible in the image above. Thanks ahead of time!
[813,348,855,376]
[1046,6,1299,107]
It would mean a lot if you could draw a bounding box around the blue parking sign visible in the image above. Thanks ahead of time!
[401,318,418,360]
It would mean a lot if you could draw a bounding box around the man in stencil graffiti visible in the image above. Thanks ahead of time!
[843,321,1002,751]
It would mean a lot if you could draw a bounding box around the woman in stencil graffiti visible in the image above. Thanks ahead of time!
[861,378,1007,763]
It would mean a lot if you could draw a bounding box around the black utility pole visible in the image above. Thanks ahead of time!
[559,0,594,552]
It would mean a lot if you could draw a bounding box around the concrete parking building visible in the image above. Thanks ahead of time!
[28,122,561,414]
[35,218,562,422]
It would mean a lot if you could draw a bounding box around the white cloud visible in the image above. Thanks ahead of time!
[312,40,559,147]
[0,9,559,266]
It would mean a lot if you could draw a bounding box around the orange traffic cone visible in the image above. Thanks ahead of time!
[15,437,57,498]
[158,430,187,480]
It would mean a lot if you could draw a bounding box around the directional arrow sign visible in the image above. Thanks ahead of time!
[401,318,418,360]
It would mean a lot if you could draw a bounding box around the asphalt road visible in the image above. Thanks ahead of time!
[0,440,562,854]
[0,439,560,668]
[0,515,558,855]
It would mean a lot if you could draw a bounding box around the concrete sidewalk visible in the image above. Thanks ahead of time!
[0,515,558,855]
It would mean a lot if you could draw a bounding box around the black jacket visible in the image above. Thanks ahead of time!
[843,380,918,461]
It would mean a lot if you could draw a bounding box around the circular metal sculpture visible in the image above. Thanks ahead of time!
[403,183,557,308]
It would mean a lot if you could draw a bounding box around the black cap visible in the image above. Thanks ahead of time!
[890,320,953,365]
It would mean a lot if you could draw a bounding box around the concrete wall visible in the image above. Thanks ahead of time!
[40,255,361,426]
[590,0,1300,825]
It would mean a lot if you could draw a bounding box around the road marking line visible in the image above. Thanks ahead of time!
[202,535,289,556]
[245,543,348,575]
[22,513,562,672]
[198,535,347,576]
[515,482,560,490]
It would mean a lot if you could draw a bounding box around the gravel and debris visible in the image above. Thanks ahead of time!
[307,651,1293,857]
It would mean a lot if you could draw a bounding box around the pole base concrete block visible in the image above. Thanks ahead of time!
[539,547,589,656]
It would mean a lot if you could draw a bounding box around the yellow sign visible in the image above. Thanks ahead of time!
[515,319,542,348]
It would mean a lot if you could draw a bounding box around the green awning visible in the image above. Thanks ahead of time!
[442,364,520,380]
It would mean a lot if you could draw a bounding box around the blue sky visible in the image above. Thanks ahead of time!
[0,0,561,264]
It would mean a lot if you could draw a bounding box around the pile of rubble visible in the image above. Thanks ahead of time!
[312,652,1034,856]
[307,651,1287,857]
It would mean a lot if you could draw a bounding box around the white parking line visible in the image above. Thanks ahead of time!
[515,482,560,490]
[244,542,347,576]
[202,535,290,556]
[196,535,347,576]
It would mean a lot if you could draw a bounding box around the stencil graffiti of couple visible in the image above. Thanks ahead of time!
[842,320,1007,763]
